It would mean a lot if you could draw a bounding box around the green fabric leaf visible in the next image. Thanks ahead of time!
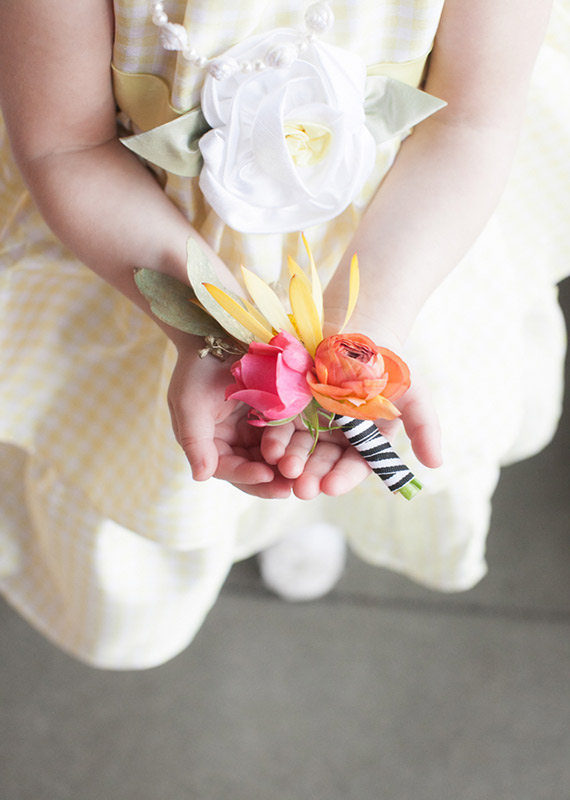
[134,268,227,338]
[364,76,446,144]
[119,75,444,176]
[120,108,210,177]
[186,238,255,344]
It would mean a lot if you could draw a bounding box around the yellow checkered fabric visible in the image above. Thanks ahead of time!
[1,0,569,668]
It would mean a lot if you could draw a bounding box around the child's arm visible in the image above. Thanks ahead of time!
[0,1,279,495]
[0,3,227,474]
[324,0,552,462]
[327,0,553,335]
[0,1,239,313]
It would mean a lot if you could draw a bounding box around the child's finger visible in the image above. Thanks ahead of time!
[214,451,276,486]
[229,477,293,500]
[399,386,443,468]
[175,409,219,481]
[259,421,296,465]
[276,429,317,479]
[292,441,345,500]
[320,448,372,496]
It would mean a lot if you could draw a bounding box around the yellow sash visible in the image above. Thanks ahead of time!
[112,51,430,133]
[113,51,442,178]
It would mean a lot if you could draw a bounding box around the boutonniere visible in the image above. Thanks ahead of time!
[135,236,423,499]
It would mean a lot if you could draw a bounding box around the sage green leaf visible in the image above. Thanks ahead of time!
[186,238,255,344]
[134,268,227,338]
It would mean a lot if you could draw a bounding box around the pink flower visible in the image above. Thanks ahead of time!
[226,331,314,425]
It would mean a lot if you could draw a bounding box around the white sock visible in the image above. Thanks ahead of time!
[258,522,346,602]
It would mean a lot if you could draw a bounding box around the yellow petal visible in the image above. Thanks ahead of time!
[241,297,274,329]
[187,237,255,344]
[289,274,323,356]
[240,266,298,338]
[287,256,313,291]
[301,233,324,324]
[339,253,360,333]
[202,283,273,343]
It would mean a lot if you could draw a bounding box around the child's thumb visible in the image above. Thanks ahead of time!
[177,413,219,480]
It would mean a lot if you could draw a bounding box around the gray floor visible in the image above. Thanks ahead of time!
[2,282,569,800]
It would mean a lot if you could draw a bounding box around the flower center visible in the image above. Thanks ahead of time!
[340,341,375,362]
[284,121,332,167]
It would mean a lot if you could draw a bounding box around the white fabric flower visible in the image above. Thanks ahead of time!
[199,29,376,234]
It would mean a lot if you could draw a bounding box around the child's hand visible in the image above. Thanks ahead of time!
[375,373,442,470]
[167,341,293,498]
[167,339,369,500]
[260,365,442,500]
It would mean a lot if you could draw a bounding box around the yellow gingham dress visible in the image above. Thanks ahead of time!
[1,0,569,668]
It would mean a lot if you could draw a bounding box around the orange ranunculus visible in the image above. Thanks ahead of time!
[307,333,410,420]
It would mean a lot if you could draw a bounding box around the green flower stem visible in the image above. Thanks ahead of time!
[397,478,423,501]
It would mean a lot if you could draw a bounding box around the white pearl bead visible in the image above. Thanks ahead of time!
[265,43,298,70]
[304,2,335,34]
[207,57,239,80]
[152,11,168,26]
[158,22,188,49]
[152,3,337,74]
[182,47,198,62]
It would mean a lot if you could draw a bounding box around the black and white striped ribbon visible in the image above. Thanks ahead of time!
[335,415,415,493]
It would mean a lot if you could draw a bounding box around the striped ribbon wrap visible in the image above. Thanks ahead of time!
[335,415,421,498]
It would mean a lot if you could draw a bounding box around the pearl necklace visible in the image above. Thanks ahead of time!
[150,1,335,80]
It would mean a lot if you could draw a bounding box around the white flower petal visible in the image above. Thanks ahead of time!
[199,30,377,233]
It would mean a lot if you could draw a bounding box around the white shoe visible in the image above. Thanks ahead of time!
[258,522,346,602]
